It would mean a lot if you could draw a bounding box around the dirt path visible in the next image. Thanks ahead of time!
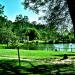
[0,56,75,65]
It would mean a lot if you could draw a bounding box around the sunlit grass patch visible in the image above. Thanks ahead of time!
[0,48,75,60]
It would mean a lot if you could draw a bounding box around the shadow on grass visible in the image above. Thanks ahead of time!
[0,59,29,75]
[27,64,75,75]
[0,59,75,75]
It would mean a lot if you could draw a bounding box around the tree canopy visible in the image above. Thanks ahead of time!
[0,2,75,48]
[67,0,75,37]
[22,0,72,32]
[0,4,4,16]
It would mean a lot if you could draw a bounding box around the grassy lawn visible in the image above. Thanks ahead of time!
[0,44,75,74]
[0,48,75,59]
[0,53,75,75]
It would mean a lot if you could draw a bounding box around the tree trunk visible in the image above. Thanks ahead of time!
[67,0,75,37]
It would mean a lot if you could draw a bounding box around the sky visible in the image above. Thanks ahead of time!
[0,0,39,22]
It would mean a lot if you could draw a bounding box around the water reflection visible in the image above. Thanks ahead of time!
[21,43,75,51]
[54,43,75,52]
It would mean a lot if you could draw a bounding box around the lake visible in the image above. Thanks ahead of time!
[21,43,75,51]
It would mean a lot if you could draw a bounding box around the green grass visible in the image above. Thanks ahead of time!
[0,45,75,74]
[0,44,7,49]
[0,48,75,59]
[0,44,75,59]
[0,58,74,75]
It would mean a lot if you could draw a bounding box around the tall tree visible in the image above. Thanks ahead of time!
[67,0,75,37]
[15,14,28,23]
[0,4,4,16]
[22,0,71,32]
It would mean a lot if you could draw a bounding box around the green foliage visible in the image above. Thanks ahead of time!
[0,3,74,47]
[0,28,12,43]
[22,0,72,43]
[0,27,19,47]
[15,14,28,23]
[0,16,8,28]
[25,28,40,40]
[0,47,75,59]
[23,0,70,31]
[0,4,4,16]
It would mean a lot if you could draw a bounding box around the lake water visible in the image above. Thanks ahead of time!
[22,43,75,51]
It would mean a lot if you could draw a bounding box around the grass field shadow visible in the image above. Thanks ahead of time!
[0,59,29,75]
[0,59,75,75]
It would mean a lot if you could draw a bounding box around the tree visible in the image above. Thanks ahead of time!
[0,4,4,16]
[31,21,37,25]
[25,28,40,40]
[15,14,28,23]
[68,27,74,42]
[0,28,17,47]
[13,14,30,42]
[23,16,29,22]
[14,14,29,31]
[67,0,75,37]
[22,0,71,32]
[15,14,23,22]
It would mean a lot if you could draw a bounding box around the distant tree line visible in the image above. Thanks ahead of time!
[0,3,74,48]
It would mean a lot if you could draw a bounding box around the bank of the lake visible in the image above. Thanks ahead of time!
[1,43,75,51]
